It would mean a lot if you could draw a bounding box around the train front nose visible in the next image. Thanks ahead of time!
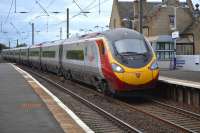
[113,65,159,91]
[122,69,154,85]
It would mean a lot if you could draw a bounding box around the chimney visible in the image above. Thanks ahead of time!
[186,0,194,12]
[166,0,179,6]
[162,0,166,4]
[133,0,139,19]
[133,0,139,31]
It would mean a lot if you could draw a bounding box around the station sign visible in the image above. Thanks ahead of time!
[172,31,179,39]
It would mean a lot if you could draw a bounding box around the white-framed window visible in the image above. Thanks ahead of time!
[155,42,174,61]
[177,44,193,55]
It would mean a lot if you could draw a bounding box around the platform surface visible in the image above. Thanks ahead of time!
[0,63,64,133]
[160,69,200,82]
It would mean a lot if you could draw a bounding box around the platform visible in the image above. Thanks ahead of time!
[159,69,200,107]
[0,63,91,133]
[159,69,200,89]
[160,69,200,82]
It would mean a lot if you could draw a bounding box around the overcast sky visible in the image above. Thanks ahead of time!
[0,0,199,47]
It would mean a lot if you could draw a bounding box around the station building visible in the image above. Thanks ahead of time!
[109,0,200,70]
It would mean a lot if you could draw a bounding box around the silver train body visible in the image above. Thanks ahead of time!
[1,28,159,94]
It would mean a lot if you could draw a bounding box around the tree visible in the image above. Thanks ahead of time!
[16,43,27,48]
[0,43,8,52]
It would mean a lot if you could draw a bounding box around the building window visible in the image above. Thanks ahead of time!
[169,15,174,24]
[42,51,56,58]
[169,15,175,29]
[66,50,84,60]
[156,42,174,60]
[177,44,194,55]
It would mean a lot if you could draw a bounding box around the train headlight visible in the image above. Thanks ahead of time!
[150,60,159,70]
[111,63,124,73]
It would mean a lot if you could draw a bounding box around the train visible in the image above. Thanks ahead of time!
[1,28,159,95]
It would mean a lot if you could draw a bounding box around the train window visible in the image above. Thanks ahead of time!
[42,51,56,58]
[66,50,84,60]
[21,52,26,56]
[30,51,39,57]
[15,52,20,56]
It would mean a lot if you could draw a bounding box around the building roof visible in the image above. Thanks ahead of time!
[117,1,134,20]
[147,35,173,42]
[117,1,162,20]
[116,1,189,20]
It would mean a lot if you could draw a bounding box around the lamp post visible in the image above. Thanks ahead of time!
[173,6,177,70]
[66,8,69,39]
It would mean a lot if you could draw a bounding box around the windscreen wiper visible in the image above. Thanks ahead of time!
[120,52,138,55]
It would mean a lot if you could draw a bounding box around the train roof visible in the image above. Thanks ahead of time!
[101,28,144,42]
[2,49,10,51]
[4,28,144,50]
[41,39,66,47]
[19,46,29,50]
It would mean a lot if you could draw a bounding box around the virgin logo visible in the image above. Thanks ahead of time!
[135,72,141,78]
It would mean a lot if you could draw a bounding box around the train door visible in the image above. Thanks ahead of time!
[39,46,42,68]
[84,41,99,84]
[58,44,63,70]
[65,42,85,81]
[28,48,30,65]
[74,43,85,81]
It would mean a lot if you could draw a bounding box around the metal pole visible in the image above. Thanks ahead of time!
[15,0,16,13]
[139,0,143,33]
[32,23,34,45]
[173,7,177,69]
[9,41,10,48]
[17,39,19,47]
[99,0,101,15]
[0,22,2,32]
[60,27,62,40]
[66,8,69,39]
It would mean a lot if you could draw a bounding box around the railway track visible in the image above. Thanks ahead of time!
[19,65,200,133]
[124,99,200,133]
[23,66,142,133]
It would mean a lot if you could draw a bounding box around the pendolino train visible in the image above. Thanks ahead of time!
[2,28,159,95]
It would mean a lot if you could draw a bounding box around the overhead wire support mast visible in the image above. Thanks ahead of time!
[14,0,16,13]
[66,8,69,39]
[5,0,14,23]
[99,0,101,15]
[32,23,34,45]
[1,22,2,32]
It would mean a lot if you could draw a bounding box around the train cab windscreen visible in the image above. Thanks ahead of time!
[102,28,153,68]
[114,39,148,55]
[112,38,152,68]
